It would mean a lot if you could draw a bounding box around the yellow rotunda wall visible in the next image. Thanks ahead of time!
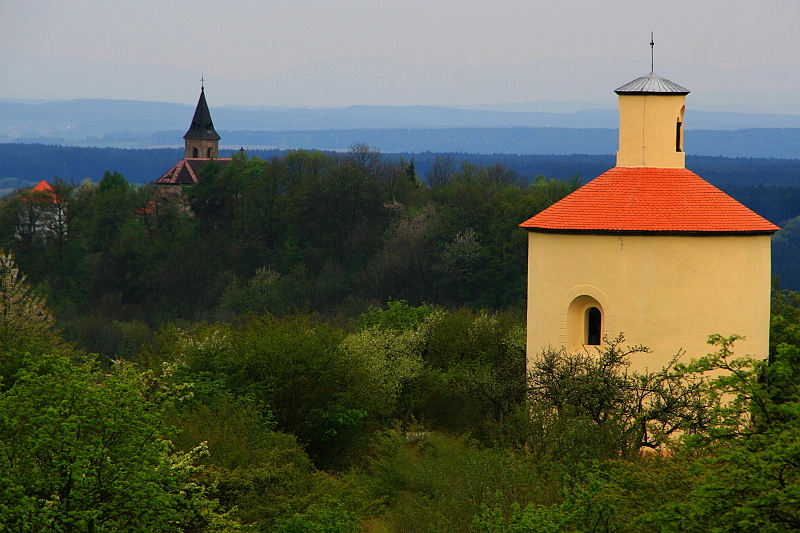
[525,231,772,373]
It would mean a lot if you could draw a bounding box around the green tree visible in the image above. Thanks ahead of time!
[485,163,523,187]
[769,288,800,357]
[366,203,442,304]
[416,309,527,436]
[283,149,335,188]
[526,337,708,460]
[154,316,382,470]
[0,180,76,285]
[438,228,484,302]
[426,154,456,188]
[39,178,73,268]
[368,432,550,533]
[84,171,136,252]
[0,250,55,353]
[522,335,800,533]
[291,161,386,272]
[648,336,800,532]
[0,351,237,532]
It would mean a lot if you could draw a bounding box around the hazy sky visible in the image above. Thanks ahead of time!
[1,0,797,111]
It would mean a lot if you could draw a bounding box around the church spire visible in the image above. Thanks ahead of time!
[183,85,220,159]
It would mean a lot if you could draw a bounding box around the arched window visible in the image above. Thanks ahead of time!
[567,295,605,350]
[192,147,199,158]
[207,147,213,158]
[587,307,602,345]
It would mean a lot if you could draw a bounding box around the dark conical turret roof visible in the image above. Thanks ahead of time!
[614,72,689,95]
[183,87,220,141]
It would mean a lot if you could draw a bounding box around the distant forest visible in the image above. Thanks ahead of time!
[3,142,800,289]
[3,143,800,316]
[3,141,800,187]
[3,142,800,224]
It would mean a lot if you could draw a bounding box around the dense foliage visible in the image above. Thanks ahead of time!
[0,147,583,355]
[1,242,800,530]
[5,145,800,293]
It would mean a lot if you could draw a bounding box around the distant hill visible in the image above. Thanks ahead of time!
[2,99,800,158]
[1,143,799,190]
[202,127,800,160]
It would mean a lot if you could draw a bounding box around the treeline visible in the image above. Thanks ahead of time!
[723,184,800,226]
[2,246,800,531]
[0,146,583,356]
[0,143,186,187]
[4,143,800,228]
[3,145,800,347]
[4,141,800,189]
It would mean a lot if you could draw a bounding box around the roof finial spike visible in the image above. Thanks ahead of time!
[201,72,205,90]
[650,32,655,73]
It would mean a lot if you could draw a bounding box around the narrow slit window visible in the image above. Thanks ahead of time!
[676,106,686,153]
[587,307,602,345]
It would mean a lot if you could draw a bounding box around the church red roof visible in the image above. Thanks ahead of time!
[520,166,779,234]
[155,158,232,185]
[31,180,55,193]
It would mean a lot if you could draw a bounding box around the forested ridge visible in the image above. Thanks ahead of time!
[4,143,800,288]
[3,142,800,187]
[2,146,800,531]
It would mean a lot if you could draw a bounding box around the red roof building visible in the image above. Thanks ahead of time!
[27,180,62,203]
[17,180,67,242]
[31,180,54,194]
[520,166,778,234]
[521,68,776,375]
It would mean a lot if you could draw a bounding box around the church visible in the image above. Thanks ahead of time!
[154,84,231,197]
[520,70,779,372]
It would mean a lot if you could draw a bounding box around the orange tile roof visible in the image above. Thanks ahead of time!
[31,180,54,193]
[26,180,61,203]
[520,167,779,233]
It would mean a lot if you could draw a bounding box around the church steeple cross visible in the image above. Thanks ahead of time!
[650,32,655,73]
